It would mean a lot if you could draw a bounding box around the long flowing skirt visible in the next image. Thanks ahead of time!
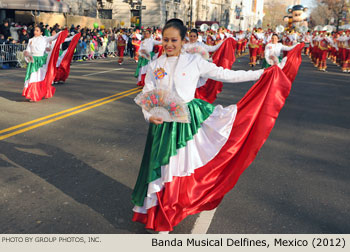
[22,54,55,102]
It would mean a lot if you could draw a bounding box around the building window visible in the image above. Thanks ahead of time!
[174,0,181,3]
[84,10,89,16]
[165,11,168,22]
[98,9,112,19]
[174,12,177,18]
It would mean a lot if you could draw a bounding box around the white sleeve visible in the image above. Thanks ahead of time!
[202,40,223,52]
[64,35,74,42]
[281,43,297,51]
[141,64,157,122]
[198,56,264,83]
[45,32,60,43]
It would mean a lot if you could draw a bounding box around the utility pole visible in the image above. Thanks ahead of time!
[190,0,193,28]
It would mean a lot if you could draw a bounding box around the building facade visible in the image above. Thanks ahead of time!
[62,0,265,30]
[63,0,97,17]
[194,0,265,30]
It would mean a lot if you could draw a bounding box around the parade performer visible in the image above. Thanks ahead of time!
[184,29,224,58]
[135,29,162,87]
[337,30,350,72]
[301,31,311,55]
[317,31,332,71]
[256,28,265,64]
[235,30,246,56]
[248,30,260,67]
[263,30,272,57]
[262,33,298,68]
[132,19,300,233]
[54,32,81,84]
[153,29,163,57]
[282,30,297,57]
[311,32,320,67]
[205,31,216,46]
[329,33,339,65]
[22,26,68,102]
[117,30,128,65]
[132,29,142,62]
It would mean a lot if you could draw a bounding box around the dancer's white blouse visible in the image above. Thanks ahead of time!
[183,41,223,53]
[264,43,297,65]
[25,33,60,57]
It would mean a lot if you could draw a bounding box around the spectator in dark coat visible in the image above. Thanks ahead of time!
[0,21,11,40]
[19,29,30,44]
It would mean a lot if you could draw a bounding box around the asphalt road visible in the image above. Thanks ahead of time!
[0,53,349,234]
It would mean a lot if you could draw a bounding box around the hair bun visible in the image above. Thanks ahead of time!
[163,18,187,40]
[166,18,184,27]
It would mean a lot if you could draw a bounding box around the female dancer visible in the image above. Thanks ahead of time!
[135,29,162,87]
[262,33,298,68]
[22,26,67,102]
[131,19,291,233]
[183,29,224,59]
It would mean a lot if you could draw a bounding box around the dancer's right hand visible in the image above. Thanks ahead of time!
[150,116,163,125]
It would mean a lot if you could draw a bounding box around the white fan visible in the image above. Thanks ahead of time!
[211,23,219,32]
[200,23,209,32]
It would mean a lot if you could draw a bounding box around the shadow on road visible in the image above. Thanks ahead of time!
[0,91,28,102]
[0,141,148,234]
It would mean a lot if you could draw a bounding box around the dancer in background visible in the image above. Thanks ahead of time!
[135,29,162,87]
[262,33,298,68]
[132,29,142,63]
[248,30,259,67]
[54,32,81,84]
[184,29,224,57]
[22,26,68,102]
[117,29,128,65]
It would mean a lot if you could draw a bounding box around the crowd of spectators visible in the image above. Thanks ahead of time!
[1,19,159,68]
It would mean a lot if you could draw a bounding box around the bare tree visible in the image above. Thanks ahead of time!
[309,3,332,27]
[312,0,350,30]
[263,0,288,29]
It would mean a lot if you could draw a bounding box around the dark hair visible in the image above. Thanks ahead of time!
[35,25,44,33]
[163,18,187,40]
[190,28,198,36]
[51,28,60,34]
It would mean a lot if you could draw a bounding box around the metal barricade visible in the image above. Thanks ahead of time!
[0,44,27,68]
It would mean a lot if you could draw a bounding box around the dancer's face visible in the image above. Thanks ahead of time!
[162,27,185,57]
[144,31,151,39]
[189,32,198,43]
[34,27,43,37]
[271,35,278,44]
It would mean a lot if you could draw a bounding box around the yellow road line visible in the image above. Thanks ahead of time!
[0,87,141,135]
[0,89,141,141]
